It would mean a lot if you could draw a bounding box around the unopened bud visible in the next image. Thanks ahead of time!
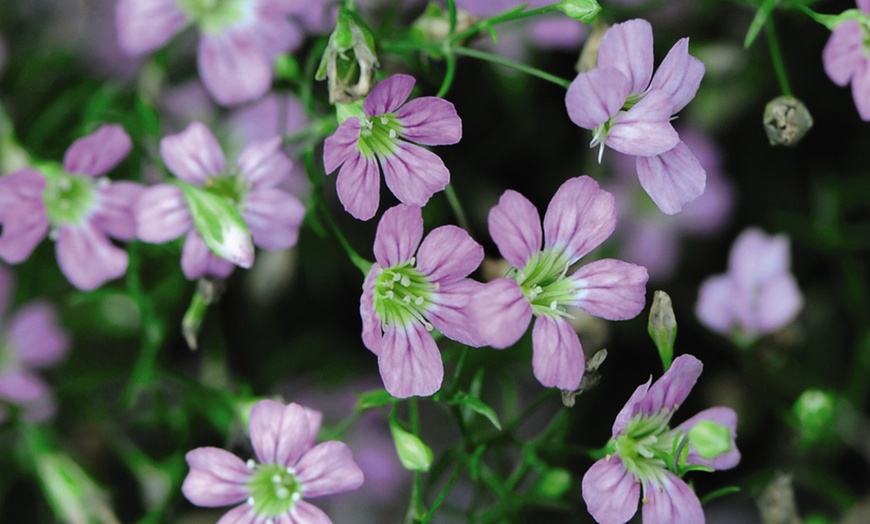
[793,389,836,445]
[688,420,732,459]
[316,7,379,105]
[763,96,813,146]
[179,182,254,269]
[410,3,476,45]
[648,290,677,372]
[535,468,572,499]
[557,0,601,24]
[390,420,433,472]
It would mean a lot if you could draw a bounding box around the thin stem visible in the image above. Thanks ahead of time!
[437,51,457,98]
[444,183,471,233]
[765,16,792,97]
[420,460,465,523]
[318,202,372,275]
[449,4,562,45]
[452,46,572,89]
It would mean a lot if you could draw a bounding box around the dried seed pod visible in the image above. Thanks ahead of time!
[763,96,813,146]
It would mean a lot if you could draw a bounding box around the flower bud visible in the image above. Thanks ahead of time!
[178,182,254,269]
[35,451,120,524]
[316,7,379,105]
[688,420,733,459]
[557,0,601,24]
[534,468,572,499]
[763,95,813,146]
[648,290,677,371]
[389,420,433,472]
[792,389,836,445]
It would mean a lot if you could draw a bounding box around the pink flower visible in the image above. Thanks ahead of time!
[115,0,313,105]
[182,399,364,523]
[361,204,484,398]
[822,0,870,120]
[0,265,70,423]
[469,176,648,390]
[695,228,803,343]
[582,355,740,524]
[565,19,706,215]
[136,122,305,280]
[0,125,142,290]
[323,74,462,221]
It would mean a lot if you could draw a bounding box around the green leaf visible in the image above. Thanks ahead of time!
[178,182,254,268]
[744,0,778,49]
[450,392,502,430]
[699,485,741,505]
[355,389,397,411]
[390,421,434,472]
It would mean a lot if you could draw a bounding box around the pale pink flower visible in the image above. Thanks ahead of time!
[822,0,870,120]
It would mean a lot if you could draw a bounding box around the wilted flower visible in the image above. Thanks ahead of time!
[182,399,364,522]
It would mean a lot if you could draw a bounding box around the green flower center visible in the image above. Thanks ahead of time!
[246,462,303,519]
[613,410,675,485]
[201,171,250,208]
[373,259,435,330]
[42,168,97,227]
[358,114,403,159]
[179,0,248,35]
[508,248,577,319]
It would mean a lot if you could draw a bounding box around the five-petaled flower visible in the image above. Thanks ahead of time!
[469,176,648,390]
[323,74,462,221]
[136,121,305,280]
[695,227,803,346]
[182,399,364,523]
[565,18,706,215]
[582,354,740,524]
[0,125,143,290]
[822,0,870,121]
[361,204,484,398]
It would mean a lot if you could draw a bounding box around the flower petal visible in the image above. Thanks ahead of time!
[238,136,293,189]
[160,122,226,185]
[606,90,679,157]
[181,447,251,507]
[417,225,483,283]
[250,400,314,467]
[395,97,462,146]
[650,38,705,114]
[695,274,735,335]
[597,18,654,94]
[215,504,255,524]
[361,267,383,355]
[468,278,532,349]
[638,354,703,416]
[7,301,69,368]
[380,142,449,208]
[642,472,705,524]
[636,141,706,215]
[565,68,631,130]
[323,118,362,175]
[63,125,132,177]
[851,60,870,120]
[676,406,741,471]
[378,322,443,398]
[581,457,640,524]
[135,184,192,243]
[373,204,423,268]
[198,30,272,106]
[243,189,305,250]
[571,259,648,320]
[728,228,791,290]
[289,501,331,524]
[488,190,542,269]
[92,181,144,240]
[56,223,128,290]
[0,170,48,263]
[181,231,236,280]
[0,371,50,404]
[822,21,863,86]
[427,279,485,347]
[335,151,380,221]
[755,273,802,334]
[364,74,415,116]
[543,176,615,263]
[115,0,187,55]
[296,441,365,497]
[612,377,652,437]
[531,316,585,390]
[0,265,11,319]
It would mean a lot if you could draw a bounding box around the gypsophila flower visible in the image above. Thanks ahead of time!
[0,125,142,290]
[182,399,364,523]
[822,0,870,120]
[0,265,69,423]
[565,19,706,215]
[136,122,305,280]
[695,228,803,345]
[323,74,462,221]
[361,204,484,398]
[469,176,648,390]
[582,354,740,524]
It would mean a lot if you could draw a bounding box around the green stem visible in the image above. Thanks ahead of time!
[437,51,457,98]
[765,16,792,97]
[449,4,562,45]
[452,46,572,89]
[444,183,471,233]
[420,460,465,523]
[314,193,372,275]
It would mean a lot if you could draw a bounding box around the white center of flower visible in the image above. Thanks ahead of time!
[372,258,435,330]
[509,248,577,319]
[246,462,303,519]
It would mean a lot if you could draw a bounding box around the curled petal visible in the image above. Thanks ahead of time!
[56,223,128,290]
[606,90,679,157]
[63,125,132,177]
[93,181,144,240]
[380,142,449,208]
[238,136,293,189]
[642,472,705,524]
[250,400,313,467]
[531,316,585,390]
[198,30,272,106]
[597,18,654,94]
[565,68,631,130]
[636,141,706,215]
[378,322,443,398]
[638,354,703,416]
[7,301,69,368]
[135,184,192,243]
[161,122,226,185]
[488,190,542,269]
[581,457,640,524]
[416,225,483,283]
[336,152,380,221]
[323,119,362,174]
[296,441,365,497]
[571,259,648,320]
[469,278,532,349]
[181,447,250,507]
[243,189,305,250]
[395,97,462,146]
[543,176,615,263]
[373,204,423,268]
[650,38,705,114]
[364,74,415,116]
[181,231,236,280]
[115,0,186,55]
[676,406,741,471]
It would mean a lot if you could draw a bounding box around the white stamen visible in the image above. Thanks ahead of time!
[380,116,388,125]
[424,321,434,331]
[272,474,282,483]
[286,467,296,475]
[247,497,255,506]
[292,492,302,502]
[549,300,558,310]
[389,129,397,139]
[246,459,256,469]
[403,296,411,303]
[414,296,424,305]
[276,486,290,499]
[392,273,402,282]
[401,276,411,287]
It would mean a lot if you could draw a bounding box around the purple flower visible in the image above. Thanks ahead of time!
[0,265,70,423]
[323,74,462,221]
[116,0,312,105]
[182,399,364,523]
[361,204,484,398]
[695,228,803,344]
[582,354,740,524]
[136,122,305,280]
[565,19,706,215]
[0,125,142,290]
[822,0,870,120]
[469,176,648,390]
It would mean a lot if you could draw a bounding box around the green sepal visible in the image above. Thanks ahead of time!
[356,388,398,411]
